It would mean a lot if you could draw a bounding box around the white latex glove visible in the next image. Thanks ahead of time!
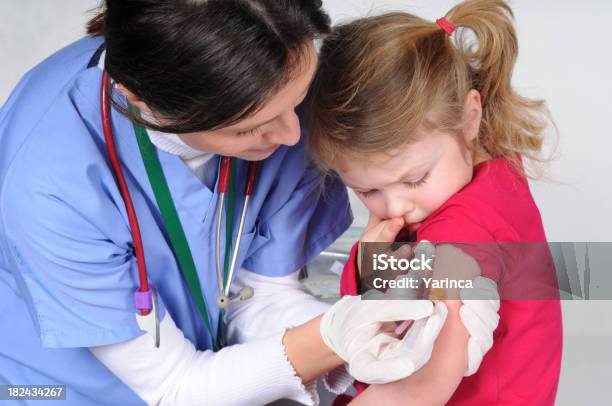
[459,276,501,376]
[350,300,448,384]
[320,296,447,384]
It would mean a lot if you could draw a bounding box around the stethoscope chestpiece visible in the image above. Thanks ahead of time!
[217,295,230,309]
[216,286,254,310]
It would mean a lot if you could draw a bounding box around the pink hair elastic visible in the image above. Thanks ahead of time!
[436,17,456,36]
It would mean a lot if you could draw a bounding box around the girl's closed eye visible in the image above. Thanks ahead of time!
[355,172,430,198]
[404,172,430,189]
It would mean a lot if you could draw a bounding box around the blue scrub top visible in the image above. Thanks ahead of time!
[0,37,352,405]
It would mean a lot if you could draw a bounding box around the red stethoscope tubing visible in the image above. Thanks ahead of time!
[101,71,151,315]
[100,71,259,316]
[219,156,258,195]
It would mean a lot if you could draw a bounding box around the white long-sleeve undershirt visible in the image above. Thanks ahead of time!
[90,270,353,405]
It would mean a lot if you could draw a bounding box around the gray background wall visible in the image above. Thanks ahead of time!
[1,1,610,404]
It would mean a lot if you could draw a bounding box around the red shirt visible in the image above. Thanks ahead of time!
[336,157,562,405]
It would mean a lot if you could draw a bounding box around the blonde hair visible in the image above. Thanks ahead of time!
[308,0,555,178]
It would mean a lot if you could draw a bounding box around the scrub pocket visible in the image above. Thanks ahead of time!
[239,217,271,268]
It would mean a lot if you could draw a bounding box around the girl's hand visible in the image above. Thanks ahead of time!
[361,214,405,243]
[357,214,409,274]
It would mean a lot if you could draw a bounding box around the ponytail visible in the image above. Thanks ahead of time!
[445,0,554,175]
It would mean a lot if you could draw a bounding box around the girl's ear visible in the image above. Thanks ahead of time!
[115,84,154,115]
[463,89,482,143]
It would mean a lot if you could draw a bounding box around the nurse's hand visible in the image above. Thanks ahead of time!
[320,296,447,384]
[459,276,501,376]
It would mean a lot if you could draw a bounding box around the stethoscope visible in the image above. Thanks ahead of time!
[100,70,255,349]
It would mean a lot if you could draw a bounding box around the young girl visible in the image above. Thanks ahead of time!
[308,0,562,404]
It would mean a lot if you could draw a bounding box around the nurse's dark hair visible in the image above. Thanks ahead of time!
[87,0,330,133]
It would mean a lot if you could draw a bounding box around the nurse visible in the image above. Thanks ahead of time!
[0,1,447,405]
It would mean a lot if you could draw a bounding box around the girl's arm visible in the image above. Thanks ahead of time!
[350,244,482,405]
[349,299,468,405]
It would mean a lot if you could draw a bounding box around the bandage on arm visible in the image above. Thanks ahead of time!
[90,312,315,406]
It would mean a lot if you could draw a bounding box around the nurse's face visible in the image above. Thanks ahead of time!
[120,42,317,161]
[179,42,319,161]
